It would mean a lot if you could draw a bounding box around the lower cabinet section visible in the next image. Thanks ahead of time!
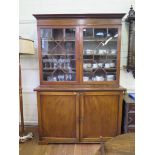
[37,91,123,144]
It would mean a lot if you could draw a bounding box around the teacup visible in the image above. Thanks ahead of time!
[104,63,110,68]
[98,63,103,67]
[93,50,97,54]
[83,64,87,69]
[87,63,92,68]
[98,49,106,55]
[93,63,98,69]
[83,76,89,81]
[83,63,91,69]
[52,77,57,81]
[106,75,115,81]
[86,49,93,55]
[109,62,115,67]
[111,49,117,54]
[96,76,104,81]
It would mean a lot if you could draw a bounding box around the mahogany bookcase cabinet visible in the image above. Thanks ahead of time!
[34,14,126,144]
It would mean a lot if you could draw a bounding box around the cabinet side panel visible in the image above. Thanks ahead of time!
[40,95,76,138]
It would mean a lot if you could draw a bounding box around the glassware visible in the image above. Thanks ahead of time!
[49,59,53,69]
[62,74,65,81]
[69,74,72,81]
[58,74,65,81]
[106,75,115,81]
[43,59,48,69]
[52,76,57,81]
[83,76,89,81]
[53,58,57,69]
[58,58,61,68]
[65,74,69,81]
[58,75,60,81]
[61,59,65,69]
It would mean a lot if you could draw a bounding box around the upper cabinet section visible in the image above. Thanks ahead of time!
[34,14,125,85]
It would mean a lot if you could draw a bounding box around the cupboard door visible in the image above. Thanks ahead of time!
[80,92,122,142]
[38,92,79,143]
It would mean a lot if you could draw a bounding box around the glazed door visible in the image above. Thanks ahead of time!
[81,27,121,85]
[80,92,122,142]
[38,27,80,85]
[38,92,79,143]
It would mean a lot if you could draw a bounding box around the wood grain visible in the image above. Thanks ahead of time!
[40,92,78,141]
[80,92,120,142]
[20,142,100,155]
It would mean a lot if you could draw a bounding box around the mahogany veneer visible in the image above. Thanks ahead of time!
[34,14,126,144]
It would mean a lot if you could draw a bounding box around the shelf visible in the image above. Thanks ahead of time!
[83,80,115,82]
[43,68,76,71]
[83,39,117,42]
[83,59,117,62]
[84,67,116,70]
[41,38,75,42]
[42,53,75,56]
[42,53,116,56]
[83,54,117,56]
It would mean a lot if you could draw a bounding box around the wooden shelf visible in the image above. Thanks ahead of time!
[83,39,117,42]
[84,67,116,70]
[83,54,117,56]
[42,53,75,56]
[41,38,75,42]
[43,68,76,71]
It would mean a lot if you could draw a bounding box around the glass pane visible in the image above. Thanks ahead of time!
[40,28,76,82]
[83,28,118,82]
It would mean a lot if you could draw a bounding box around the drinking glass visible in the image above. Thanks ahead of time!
[43,59,48,69]
[52,76,57,81]
[53,58,57,69]
[49,59,53,69]
[61,74,65,81]
[65,74,69,81]
[47,76,52,81]
[69,74,72,81]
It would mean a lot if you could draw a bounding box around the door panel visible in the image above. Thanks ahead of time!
[80,92,120,141]
[39,92,79,142]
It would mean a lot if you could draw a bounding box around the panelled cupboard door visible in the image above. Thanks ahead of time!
[38,92,79,143]
[80,92,122,142]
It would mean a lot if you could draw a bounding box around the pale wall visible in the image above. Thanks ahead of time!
[19,0,135,125]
